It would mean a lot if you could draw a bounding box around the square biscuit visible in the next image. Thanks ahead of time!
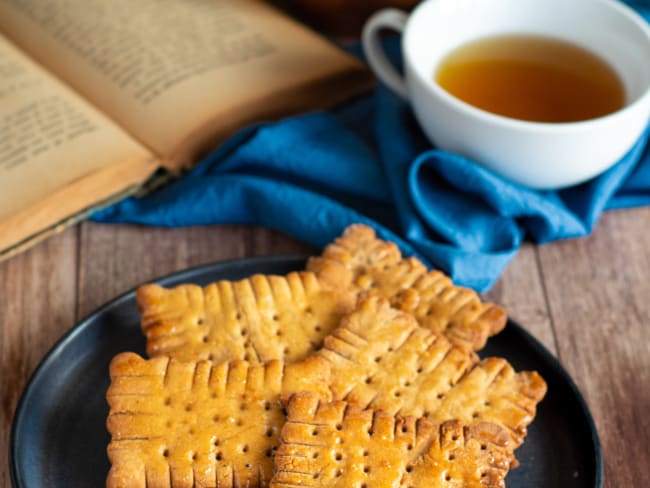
[313,296,547,450]
[106,353,330,487]
[307,224,507,351]
[270,392,513,487]
[137,270,355,364]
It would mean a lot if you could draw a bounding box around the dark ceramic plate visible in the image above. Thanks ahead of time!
[10,256,603,487]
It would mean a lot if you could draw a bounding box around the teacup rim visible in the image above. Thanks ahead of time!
[403,0,650,133]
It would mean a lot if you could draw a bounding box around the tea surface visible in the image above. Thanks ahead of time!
[435,34,625,123]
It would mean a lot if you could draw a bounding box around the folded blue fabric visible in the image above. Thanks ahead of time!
[93,1,650,292]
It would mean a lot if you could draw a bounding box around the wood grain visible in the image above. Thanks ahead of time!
[3,216,650,487]
[77,222,314,319]
[486,242,556,355]
[538,207,650,487]
[0,227,78,488]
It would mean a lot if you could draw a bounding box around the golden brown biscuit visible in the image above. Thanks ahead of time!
[137,271,355,364]
[307,224,507,350]
[270,392,512,487]
[106,353,330,488]
[313,296,547,450]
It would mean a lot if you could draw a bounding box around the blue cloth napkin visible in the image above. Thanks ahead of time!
[93,1,650,292]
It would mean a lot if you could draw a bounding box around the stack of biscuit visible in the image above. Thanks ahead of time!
[106,224,547,487]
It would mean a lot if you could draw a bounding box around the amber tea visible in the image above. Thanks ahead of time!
[435,34,626,123]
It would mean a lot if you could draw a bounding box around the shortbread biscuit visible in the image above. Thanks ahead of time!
[307,224,507,350]
[106,353,330,488]
[313,297,547,449]
[270,393,512,487]
[137,271,355,364]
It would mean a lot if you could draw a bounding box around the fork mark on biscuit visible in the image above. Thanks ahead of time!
[311,298,545,453]
[106,353,331,488]
[271,393,512,487]
[137,271,356,365]
[307,224,507,351]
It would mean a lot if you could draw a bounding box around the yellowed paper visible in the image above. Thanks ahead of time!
[0,33,153,222]
[0,0,372,167]
[0,33,158,256]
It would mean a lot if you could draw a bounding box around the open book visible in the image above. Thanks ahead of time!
[0,0,373,261]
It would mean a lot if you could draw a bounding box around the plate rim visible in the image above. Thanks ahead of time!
[9,254,604,488]
[498,318,604,488]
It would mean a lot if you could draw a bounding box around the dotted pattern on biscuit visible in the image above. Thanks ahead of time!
[106,353,330,488]
[270,393,512,487]
[307,224,507,351]
[137,271,355,365]
[315,296,547,450]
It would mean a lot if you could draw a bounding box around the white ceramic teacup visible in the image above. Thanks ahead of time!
[362,0,650,189]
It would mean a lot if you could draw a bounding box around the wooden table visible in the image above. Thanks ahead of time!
[1,214,649,487]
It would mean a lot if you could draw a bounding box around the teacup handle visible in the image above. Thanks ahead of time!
[362,9,409,99]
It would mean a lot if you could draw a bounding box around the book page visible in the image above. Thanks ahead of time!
[0,0,372,167]
[0,33,157,250]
